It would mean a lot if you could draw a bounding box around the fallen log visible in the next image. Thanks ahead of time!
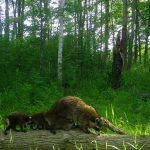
[0,129,149,150]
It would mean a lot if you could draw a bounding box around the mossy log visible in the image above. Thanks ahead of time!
[0,129,149,150]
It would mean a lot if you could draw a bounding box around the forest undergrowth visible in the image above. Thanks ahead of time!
[0,65,150,135]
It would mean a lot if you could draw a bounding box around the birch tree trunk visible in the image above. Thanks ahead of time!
[0,129,149,150]
[58,0,65,81]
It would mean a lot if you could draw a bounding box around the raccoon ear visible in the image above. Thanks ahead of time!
[95,118,100,123]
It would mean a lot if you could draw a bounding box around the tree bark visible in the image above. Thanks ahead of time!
[0,6,2,36]
[134,0,138,63]
[76,0,87,78]
[122,0,127,69]
[5,0,9,42]
[20,0,25,38]
[111,31,123,89]
[104,0,109,59]
[11,0,17,39]
[58,0,65,81]
[128,0,136,69]
[144,3,150,67]
[39,0,44,71]
[17,0,21,38]
[0,129,149,150]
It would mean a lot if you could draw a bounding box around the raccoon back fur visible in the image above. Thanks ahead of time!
[47,96,102,133]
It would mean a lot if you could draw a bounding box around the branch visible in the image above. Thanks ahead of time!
[100,117,127,135]
[0,129,149,150]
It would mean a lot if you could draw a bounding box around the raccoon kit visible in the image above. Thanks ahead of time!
[48,96,102,133]
[4,111,31,135]
[43,112,75,134]
[29,112,50,130]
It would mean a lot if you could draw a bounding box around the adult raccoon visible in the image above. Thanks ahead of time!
[47,96,102,133]
[4,111,31,135]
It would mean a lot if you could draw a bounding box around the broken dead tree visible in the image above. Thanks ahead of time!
[0,129,149,150]
[100,117,127,135]
[111,30,124,89]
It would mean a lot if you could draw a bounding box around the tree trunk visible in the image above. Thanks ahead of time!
[5,0,9,42]
[43,0,49,42]
[58,0,65,81]
[139,34,142,63]
[104,0,109,59]
[100,1,103,52]
[0,129,149,150]
[11,0,17,39]
[128,0,136,69]
[110,0,115,45]
[144,3,150,67]
[134,0,138,63]
[122,0,127,69]
[111,31,123,89]
[17,0,21,38]
[76,0,86,78]
[40,0,44,71]
[0,6,2,36]
[20,0,25,38]
[93,0,98,52]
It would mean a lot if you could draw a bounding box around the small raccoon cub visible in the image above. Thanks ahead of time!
[4,111,32,135]
[43,111,75,134]
[29,112,50,130]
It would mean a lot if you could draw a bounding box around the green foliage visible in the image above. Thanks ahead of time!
[1,56,150,135]
[1,34,150,137]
